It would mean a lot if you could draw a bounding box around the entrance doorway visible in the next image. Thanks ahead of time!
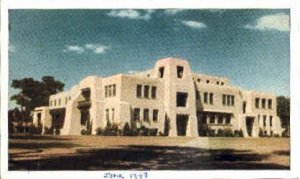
[246,117,254,136]
[176,115,189,136]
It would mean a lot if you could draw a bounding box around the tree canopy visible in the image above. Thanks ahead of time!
[276,96,290,136]
[10,76,64,115]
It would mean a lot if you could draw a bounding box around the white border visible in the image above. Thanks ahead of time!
[1,0,300,179]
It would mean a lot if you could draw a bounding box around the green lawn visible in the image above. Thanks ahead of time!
[9,135,290,170]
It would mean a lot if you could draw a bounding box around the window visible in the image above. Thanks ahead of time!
[204,92,208,104]
[223,95,226,105]
[159,67,164,78]
[153,109,158,122]
[133,108,140,121]
[151,86,157,99]
[106,109,109,122]
[108,85,112,97]
[227,95,231,106]
[221,82,224,85]
[268,99,272,109]
[243,102,246,113]
[136,85,142,98]
[263,115,266,126]
[255,98,260,108]
[177,66,184,78]
[197,78,200,83]
[112,108,115,123]
[144,85,150,98]
[218,115,223,124]
[209,114,215,124]
[231,96,235,106]
[262,98,266,109]
[58,99,61,106]
[105,86,108,97]
[112,85,116,96]
[209,93,214,104]
[143,109,149,122]
[206,80,210,84]
[258,115,260,125]
[69,96,71,100]
[217,81,219,85]
[65,97,68,104]
[270,116,273,127]
[177,92,188,107]
[225,115,231,124]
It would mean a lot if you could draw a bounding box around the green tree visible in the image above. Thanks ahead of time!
[10,76,64,127]
[277,96,290,136]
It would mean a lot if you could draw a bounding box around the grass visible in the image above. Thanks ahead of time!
[8,135,290,170]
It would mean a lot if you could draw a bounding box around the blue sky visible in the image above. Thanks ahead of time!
[9,9,290,108]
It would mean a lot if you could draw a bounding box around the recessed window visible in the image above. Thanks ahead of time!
[204,92,208,104]
[136,84,142,98]
[206,80,210,84]
[221,82,224,85]
[268,99,272,109]
[255,98,260,108]
[231,96,235,106]
[106,109,109,122]
[133,108,140,121]
[217,81,219,85]
[105,86,108,97]
[177,66,184,78]
[263,115,266,126]
[270,116,273,127]
[262,98,266,109]
[80,111,89,126]
[144,85,150,98]
[197,78,200,83]
[143,109,149,122]
[218,115,223,124]
[159,67,165,78]
[177,92,188,107]
[210,114,215,124]
[209,93,214,104]
[222,95,226,105]
[112,108,115,123]
[112,85,116,96]
[225,115,231,124]
[243,102,246,113]
[151,86,157,99]
[153,109,158,122]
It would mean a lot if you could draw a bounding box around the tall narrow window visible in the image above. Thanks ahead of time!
[268,99,272,109]
[106,109,109,122]
[231,96,235,106]
[209,93,214,104]
[136,84,142,98]
[151,86,157,99]
[270,116,273,127]
[210,114,215,124]
[144,85,150,98]
[177,92,188,107]
[225,115,231,124]
[204,92,208,104]
[153,109,158,122]
[218,115,223,124]
[262,98,266,109]
[108,85,112,97]
[255,98,260,108]
[112,108,115,123]
[243,102,246,113]
[227,95,231,106]
[263,115,266,126]
[112,85,116,96]
[105,86,108,97]
[223,95,226,105]
[133,108,140,121]
[177,66,184,78]
[143,109,149,122]
[159,67,164,78]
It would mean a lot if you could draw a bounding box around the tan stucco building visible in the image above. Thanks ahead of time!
[33,58,282,137]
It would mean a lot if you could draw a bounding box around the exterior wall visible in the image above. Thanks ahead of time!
[33,57,283,137]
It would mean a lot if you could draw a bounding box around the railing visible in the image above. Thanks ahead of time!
[77,100,91,109]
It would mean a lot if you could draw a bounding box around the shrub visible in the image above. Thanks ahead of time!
[96,127,103,135]
[123,122,132,136]
[29,126,42,135]
[103,122,121,136]
[217,129,224,137]
[207,129,216,137]
[259,128,264,137]
[149,129,158,136]
[224,128,233,137]
[234,129,244,137]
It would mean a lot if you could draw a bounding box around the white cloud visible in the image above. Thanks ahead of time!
[63,45,84,54]
[85,43,109,54]
[164,9,185,15]
[63,43,109,55]
[181,20,207,29]
[243,13,290,32]
[9,44,16,52]
[107,9,155,20]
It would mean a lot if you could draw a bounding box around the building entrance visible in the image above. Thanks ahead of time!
[246,117,254,136]
[176,115,189,136]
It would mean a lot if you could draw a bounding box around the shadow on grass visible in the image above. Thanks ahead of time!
[9,141,82,149]
[272,150,290,156]
[9,145,289,170]
[9,135,72,140]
